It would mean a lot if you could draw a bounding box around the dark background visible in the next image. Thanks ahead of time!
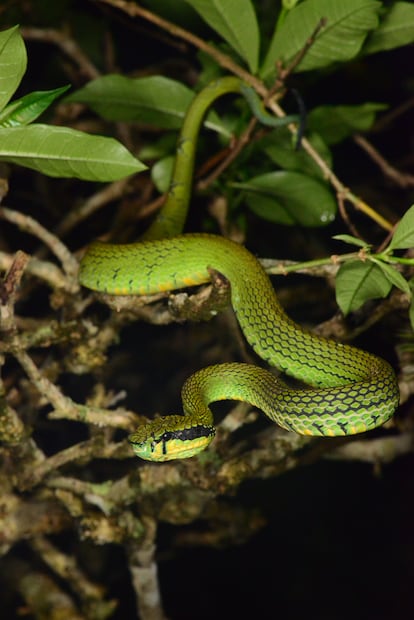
[1,1,414,618]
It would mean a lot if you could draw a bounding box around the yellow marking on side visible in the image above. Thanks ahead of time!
[154,275,206,293]
[182,275,204,286]
[302,429,313,436]
[170,436,210,455]
[113,287,129,295]
[144,435,213,462]
[157,281,175,292]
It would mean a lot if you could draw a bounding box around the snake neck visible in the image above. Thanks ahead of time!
[143,77,298,241]
[142,77,247,241]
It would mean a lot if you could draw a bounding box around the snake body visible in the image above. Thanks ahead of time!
[79,77,399,461]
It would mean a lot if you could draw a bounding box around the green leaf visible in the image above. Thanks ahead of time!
[138,133,177,161]
[261,0,381,80]
[0,26,27,111]
[0,85,70,127]
[333,234,370,248]
[307,103,388,144]
[364,1,414,54]
[184,0,259,72]
[0,124,146,181]
[283,0,300,9]
[66,75,230,136]
[234,170,336,227]
[388,205,414,250]
[335,260,392,314]
[409,296,414,332]
[371,259,411,296]
[151,155,174,193]
[262,128,332,179]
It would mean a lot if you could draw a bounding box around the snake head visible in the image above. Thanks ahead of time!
[129,415,215,461]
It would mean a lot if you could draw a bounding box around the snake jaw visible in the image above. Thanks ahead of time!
[129,417,215,462]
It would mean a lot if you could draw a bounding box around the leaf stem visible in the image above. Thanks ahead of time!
[377,254,414,266]
[266,251,361,275]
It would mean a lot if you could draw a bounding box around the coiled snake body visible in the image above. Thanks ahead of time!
[79,77,399,461]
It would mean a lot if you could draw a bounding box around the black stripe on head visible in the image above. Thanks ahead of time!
[157,425,215,453]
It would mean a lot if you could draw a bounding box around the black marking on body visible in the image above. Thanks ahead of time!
[280,419,295,432]
[337,421,348,434]
[290,391,392,419]
[112,267,121,280]
[311,421,324,434]
[152,425,215,455]
[370,414,380,426]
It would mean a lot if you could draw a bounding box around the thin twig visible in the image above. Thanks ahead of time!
[95,0,395,234]
[54,177,132,238]
[29,536,116,615]
[95,0,266,93]
[14,348,139,432]
[372,93,414,133]
[128,517,167,620]
[0,252,68,291]
[0,206,79,284]
[20,27,101,80]
[197,117,259,190]
[337,192,363,240]
[354,133,414,188]
[273,17,327,87]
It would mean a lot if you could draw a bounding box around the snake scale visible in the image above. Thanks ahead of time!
[79,77,399,461]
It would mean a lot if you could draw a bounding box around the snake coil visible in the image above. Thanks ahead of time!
[79,77,399,461]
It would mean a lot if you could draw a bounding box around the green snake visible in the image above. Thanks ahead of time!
[79,76,399,461]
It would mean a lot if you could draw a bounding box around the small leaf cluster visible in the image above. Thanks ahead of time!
[67,0,414,227]
[0,27,145,181]
[335,205,414,323]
